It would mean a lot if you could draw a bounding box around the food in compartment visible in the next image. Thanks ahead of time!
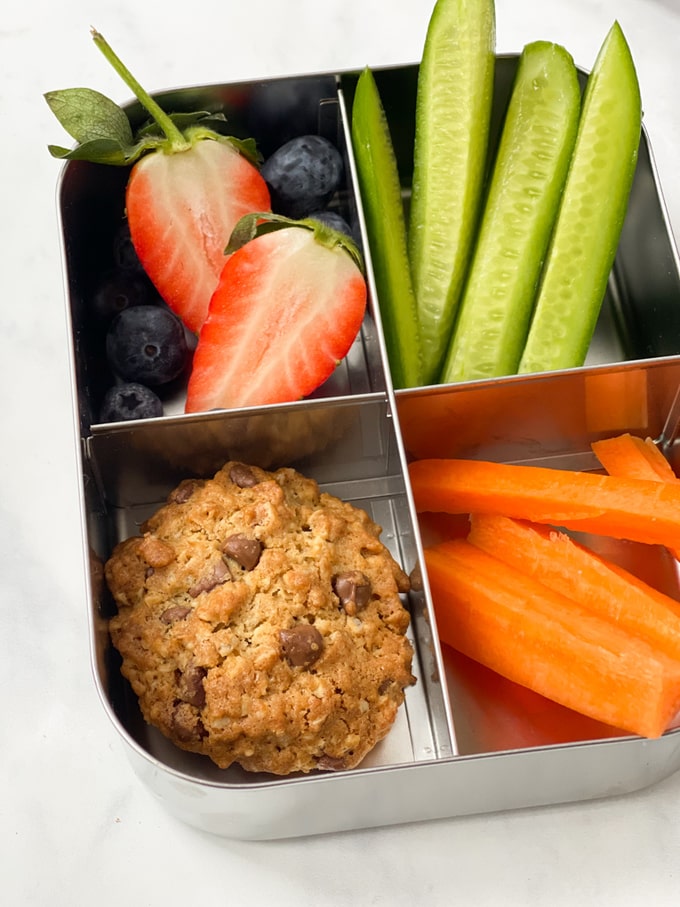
[408,0,496,385]
[516,22,641,374]
[352,0,642,387]
[46,31,364,422]
[105,460,416,774]
[592,432,680,485]
[185,213,367,412]
[47,30,271,336]
[260,134,344,219]
[105,305,190,387]
[409,456,680,546]
[591,432,680,559]
[351,67,423,390]
[439,40,580,383]
[98,382,163,423]
[425,537,680,739]
[409,438,680,739]
[467,513,680,662]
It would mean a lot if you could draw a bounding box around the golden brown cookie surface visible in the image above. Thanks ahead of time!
[106,461,415,774]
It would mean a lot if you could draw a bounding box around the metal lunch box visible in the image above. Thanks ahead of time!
[57,55,680,840]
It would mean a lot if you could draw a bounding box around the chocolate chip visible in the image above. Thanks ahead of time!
[168,479,202,504]
[279,625,324,668]
[188,559,231,597]
[332,570,372,616]
[222,534,262,570]
[171,704,207,743]
[178,663,207,708]
[229,463,259,487]
[160,605,192,624]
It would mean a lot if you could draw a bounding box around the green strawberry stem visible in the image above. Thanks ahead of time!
[91,27,190,152]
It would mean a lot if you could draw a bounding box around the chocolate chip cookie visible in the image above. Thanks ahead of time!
[105,460,415,774]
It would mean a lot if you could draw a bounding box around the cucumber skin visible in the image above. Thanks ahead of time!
[518,21,642,374]
[351,68,424,389]
[409,0,496,385]
[440,41,581,383]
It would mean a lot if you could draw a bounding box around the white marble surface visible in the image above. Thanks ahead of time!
[4,0,680,903]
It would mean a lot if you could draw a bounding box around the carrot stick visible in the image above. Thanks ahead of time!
[592,432,680,483]
[443,646,625,752]
[424,538,680,738]
[591,433,680,559]
[467,512,680,661]
[409,457,680,548]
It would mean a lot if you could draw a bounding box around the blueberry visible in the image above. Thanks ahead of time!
[261,135,344,219]
[106,305,190,386]
[99,383,164,422]
[112,221,145,273]
[91,270,156,324]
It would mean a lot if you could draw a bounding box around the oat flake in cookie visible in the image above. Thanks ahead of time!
[105,461,416,775]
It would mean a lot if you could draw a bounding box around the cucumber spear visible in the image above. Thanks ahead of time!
[440,41,581,382]
[409,0,496,384]
[351,67,424,389]
[518,21,642,373]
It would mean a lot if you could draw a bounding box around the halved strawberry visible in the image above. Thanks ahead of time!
[126,140,270,333]
[185,214,367,412]
[46,29,270,334]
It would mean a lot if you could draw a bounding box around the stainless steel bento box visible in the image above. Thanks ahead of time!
[58,56,680,840]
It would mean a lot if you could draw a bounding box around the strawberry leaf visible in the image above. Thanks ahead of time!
[47,138,130,165]
[47,133,163,165]
[225,212,364,272]
[44,87,133,146]
[45,30,266,168]
[135,110,223,137]
[224,212,291,252]
[219,135,262,165]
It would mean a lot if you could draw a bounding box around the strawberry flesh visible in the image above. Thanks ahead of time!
[185,226,367,411]
[126,139,271,334]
